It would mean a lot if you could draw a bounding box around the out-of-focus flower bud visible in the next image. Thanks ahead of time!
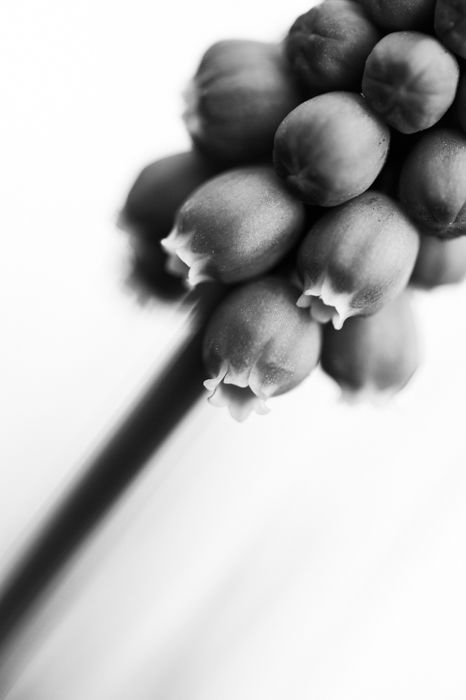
[161,166,306,287]
[358,0,436,31]
[321,293,420,400]
[183,40,302,164]
[122,150,218,239]
[285,0,381,94]
[411,234,466,288]
[362,32,459,134]
[398,127,466,239]
[297,191,420,328]
[273,92,390,206]
[435,0,466,58]
[202,277,321,421]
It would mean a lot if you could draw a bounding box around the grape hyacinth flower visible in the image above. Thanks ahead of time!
[297,191,420,329]
[161,166,305,287]
[202,277,321,421]
[321,293,420,401]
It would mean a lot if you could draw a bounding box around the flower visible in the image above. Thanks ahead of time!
[286,0,380,94]
[273,92,390,206]
[183,40,302,164]
[161,166,305,287]
[297,191,420,328]
[362,32,459,134]
[202,277,321,420]
[398,127,466,239]
[321,292,420,401]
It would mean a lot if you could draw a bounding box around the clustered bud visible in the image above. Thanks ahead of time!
[362,32,459,133]
[183,40,302,164]
[161,166,305,286]
[273,92,390,206]
[399,128,466,238]
[297,192,420,328]
[203,277,321,420]
[286,1,381,94]
[321,293,420,399]
[122,0,466,420]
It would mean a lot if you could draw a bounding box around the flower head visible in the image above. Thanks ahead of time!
[203,277,321,420]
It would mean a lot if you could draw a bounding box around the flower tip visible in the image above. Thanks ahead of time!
[186,261,214,288]
[160,227,181,254]
[256,399,270,416]
[332,314,345,331]
[296,292,312,309]
[203,377,219,394]
[228,401,254,422]
[203,369,271,422]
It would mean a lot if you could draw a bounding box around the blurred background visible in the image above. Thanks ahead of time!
[1,0,466,698]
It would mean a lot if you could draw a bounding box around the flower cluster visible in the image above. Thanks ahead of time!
[123,0,466,420]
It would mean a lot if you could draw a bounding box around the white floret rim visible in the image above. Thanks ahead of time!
[161,226,214,288]
[203,362,272,422]
[297,275,356,330]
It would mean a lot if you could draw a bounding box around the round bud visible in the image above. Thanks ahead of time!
[161,166,305,286]
[203,277,322,421]
[321,293,420,400]
[399,127,466,239]
[273,92,390,206]
[435,0,466,59]
[286,0,380,94]
[183,40,302,164]
[362,32,459,133]
[297,191,420,328]
[358,0,436,31]
[411,235,466,288]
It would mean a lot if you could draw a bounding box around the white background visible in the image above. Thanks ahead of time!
[1,1,466,698]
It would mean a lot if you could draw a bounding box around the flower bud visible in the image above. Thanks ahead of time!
[411,235,466,288]
[161,166,306,287]
[285,1,381,94]
[273,92,390,206]
[122,150,218,239]
[398,127,466,238]
[297,191,420,328]
[203,277,321,420]
[435,0,466,59]
[183,40,302,164]
[358,0,436,31]
[362,32,459,134]
[321,293,420,400]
